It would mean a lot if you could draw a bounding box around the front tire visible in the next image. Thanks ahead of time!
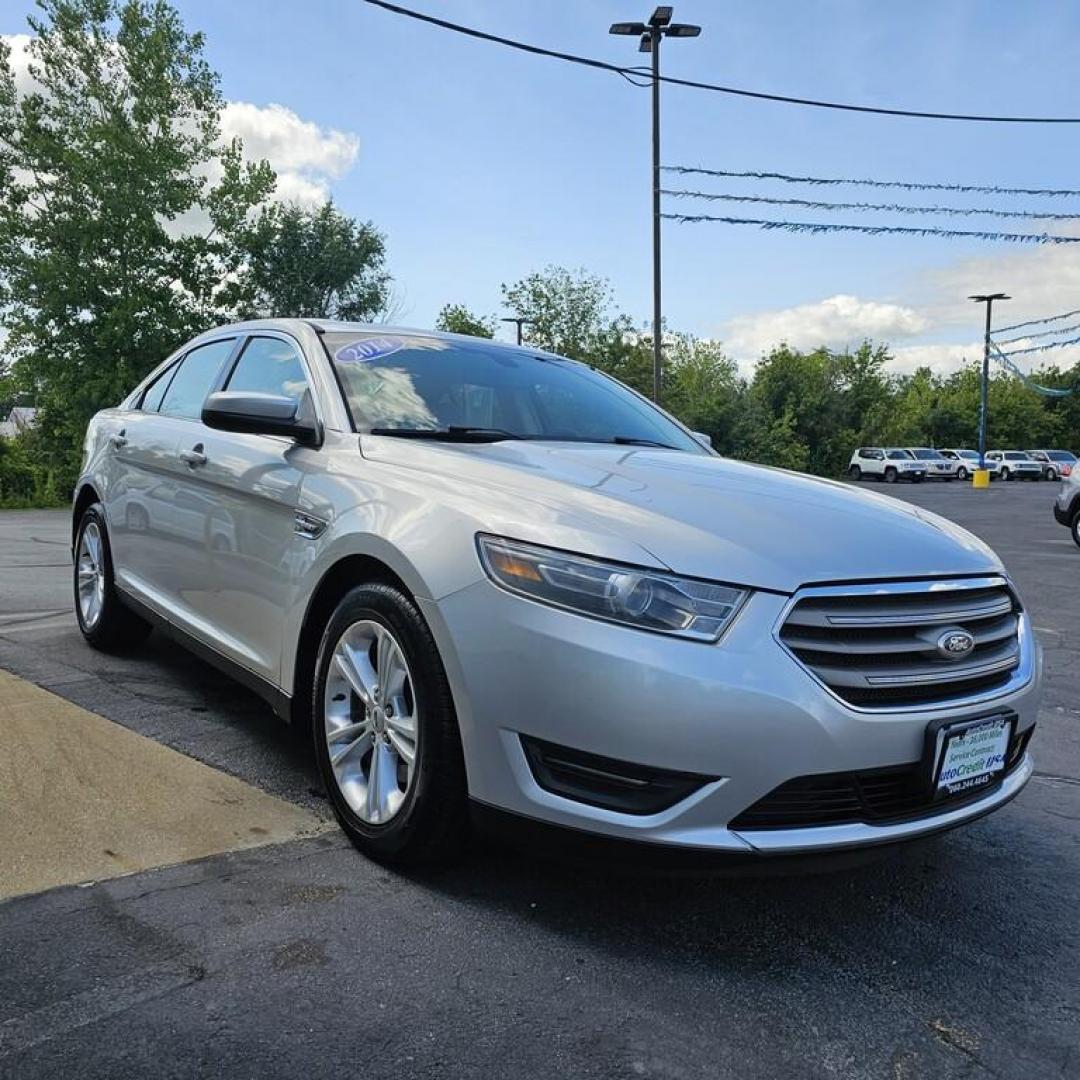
[957,466,969,481]
[884,467,898,484]
[312,582,468,867]
[1072,511,1080,550]
[1047,468,1059,482]
[74,504,151,652]
[1001,467,1012,481]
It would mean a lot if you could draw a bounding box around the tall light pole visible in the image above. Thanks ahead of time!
[611,7,701,405]
[969,293,1010,470]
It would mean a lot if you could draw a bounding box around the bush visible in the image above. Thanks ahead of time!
[0,435,68,508]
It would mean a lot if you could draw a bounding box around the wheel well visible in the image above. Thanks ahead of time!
[72,484,100,544]
[288,555,411,730]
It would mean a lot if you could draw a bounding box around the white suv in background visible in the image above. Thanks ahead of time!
[987,451,1043,482]
[905,448,958,480]
[847,447,926,483]
[940,449,1000,481]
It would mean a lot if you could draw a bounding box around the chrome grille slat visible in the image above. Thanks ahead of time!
[778,577,1023,709]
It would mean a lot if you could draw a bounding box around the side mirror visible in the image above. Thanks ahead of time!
[202,391,319,446]
[691,430,713,450]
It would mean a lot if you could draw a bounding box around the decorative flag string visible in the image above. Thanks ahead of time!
[995,333,1080,357]
[995,307,1080,333]
[991,345,1075,396]
[662,188,1080,222]
[992,321,1080,346]
[662,212,1080,245]
[663,166,1080,199]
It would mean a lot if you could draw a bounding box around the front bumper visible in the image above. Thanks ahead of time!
[421,580,1042,857]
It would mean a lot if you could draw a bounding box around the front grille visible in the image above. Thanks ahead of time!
[778,577,1023,708]
[730,725,1032,831]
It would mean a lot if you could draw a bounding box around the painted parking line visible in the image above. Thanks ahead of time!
[0,668,333,901]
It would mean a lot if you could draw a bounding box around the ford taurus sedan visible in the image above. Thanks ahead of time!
[73,320,1042,866]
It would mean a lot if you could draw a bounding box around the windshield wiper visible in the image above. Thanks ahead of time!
[367,426,522,443]
[610,436,682,450]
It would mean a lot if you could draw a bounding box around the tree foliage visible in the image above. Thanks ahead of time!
[0,0,274,486]
[435,303,496,338]
[231,201,390,322]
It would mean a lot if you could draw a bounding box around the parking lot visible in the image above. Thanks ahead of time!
[0,480,1077,1079]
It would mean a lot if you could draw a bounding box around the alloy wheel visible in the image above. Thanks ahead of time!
[324,619,419,825]
[76,522,106,629]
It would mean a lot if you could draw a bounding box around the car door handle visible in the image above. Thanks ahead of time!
[179,446,207,467]
[109,430,127,449]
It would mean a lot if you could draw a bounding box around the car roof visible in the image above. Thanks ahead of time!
[185,318,573,365]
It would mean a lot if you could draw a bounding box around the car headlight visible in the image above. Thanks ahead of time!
[476,534,749,642]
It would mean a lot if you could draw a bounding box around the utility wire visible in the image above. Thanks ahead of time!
[662,188,1080,222]
[995,307,1080,333]
[359,0,1080,123]
[663,166,1080,198]
[663,212,1080,244]
[992,321,1080,346]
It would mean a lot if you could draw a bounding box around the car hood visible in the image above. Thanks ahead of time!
[361,439,1002,594]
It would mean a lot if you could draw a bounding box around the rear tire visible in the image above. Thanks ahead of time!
[884,467,897,484]
[1072,511,1080,550]
[73,504,151,652]
[848,465,862,481]
[312,582,468,867]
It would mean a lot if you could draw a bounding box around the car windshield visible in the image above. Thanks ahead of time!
[886,450,913,460]
[1004,452,1030,461]
[1048,451,1077,462]
[958,451,980,460]
[324,333,703,451]
[911,449,940,460]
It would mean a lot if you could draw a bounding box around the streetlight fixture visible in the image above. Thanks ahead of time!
[969,292,1010,471]
[501,316,532,346]
[611,7,701,405]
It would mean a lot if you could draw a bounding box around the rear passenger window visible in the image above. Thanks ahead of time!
[139,362,178,412]
[225,336,309,401]
[160,339,235,420]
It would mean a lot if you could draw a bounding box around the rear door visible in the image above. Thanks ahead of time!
[165,332,316,686]
[105,337,239,614]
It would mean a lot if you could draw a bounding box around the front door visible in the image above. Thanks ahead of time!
[165,334,316,686]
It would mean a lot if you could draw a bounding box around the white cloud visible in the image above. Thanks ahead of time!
[722,294,930,371]
[3,34,36,96]
[219,101,359,206]
[2,35,360,210]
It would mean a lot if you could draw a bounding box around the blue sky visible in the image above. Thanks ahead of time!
[5,0,1080,371]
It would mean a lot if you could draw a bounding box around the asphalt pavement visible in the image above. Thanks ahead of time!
[0,482,1077,1079]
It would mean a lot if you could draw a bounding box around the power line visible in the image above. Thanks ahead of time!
[995,307,1080,333]
[663,166,1080,198]
[359,0,1080,124]
[663,212,1080,244]
[992,321,1080,346]
[662,188,1080,222]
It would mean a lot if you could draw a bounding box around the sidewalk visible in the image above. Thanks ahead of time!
[0,668,332,900]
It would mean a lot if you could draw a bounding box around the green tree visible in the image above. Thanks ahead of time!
[231,201,390,322]
[435,303,496,338]
[501,266,617,361]
[0,0,274,489]
[663,335,744,452]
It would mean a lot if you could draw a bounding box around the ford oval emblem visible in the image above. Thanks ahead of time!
[936,628,975,660]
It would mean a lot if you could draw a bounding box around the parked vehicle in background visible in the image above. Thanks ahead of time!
[71,319,1040,867]
[986,451,1043,481]
[847,447,926,483]
[1054,465,1080,547]
[1027,450,1077,482]
[939,449,1000,481]
[905,448,958,480]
